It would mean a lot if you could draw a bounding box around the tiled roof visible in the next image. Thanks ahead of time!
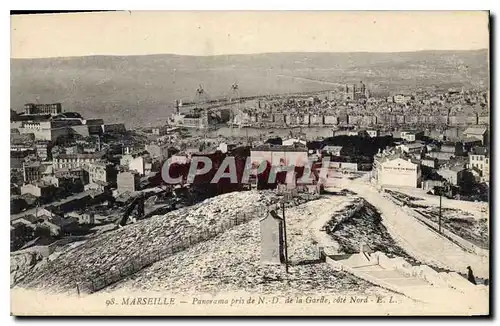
[470,146,488,156]
[252,144,308,152]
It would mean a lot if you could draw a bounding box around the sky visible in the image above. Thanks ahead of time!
[11,11,489,59]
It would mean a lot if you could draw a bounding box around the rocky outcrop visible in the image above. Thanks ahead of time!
[10,252,45,286]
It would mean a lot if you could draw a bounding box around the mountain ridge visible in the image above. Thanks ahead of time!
[11,48,488,60]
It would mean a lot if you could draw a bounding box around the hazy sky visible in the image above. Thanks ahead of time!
[11,11,489,58]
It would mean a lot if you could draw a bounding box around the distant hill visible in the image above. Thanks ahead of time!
[10,50,489,128]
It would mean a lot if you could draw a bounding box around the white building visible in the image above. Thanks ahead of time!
[232,109,252,127]
[399,143,425,155]
[437,165,468,186]
[282,138,307,147]
[400,130,424,142]
[322,145,344,156]
[393,94,408,104]
[250,144,308,173]
[53,153,104,170]
[373,155,422,188]
[17,121,70,142]
[421,158,438,169]
[88,162,115,185]
[129,156,154,176]
[367,130,380,138]
[469,147,489,182]
[217,142,228,153]
[463,126,487,145]
[117,171,141,193]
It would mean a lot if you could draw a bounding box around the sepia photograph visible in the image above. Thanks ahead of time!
[9,10,490,316]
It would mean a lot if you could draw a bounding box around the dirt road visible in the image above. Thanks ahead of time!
[285,195,354,260]
[328,179,489,279]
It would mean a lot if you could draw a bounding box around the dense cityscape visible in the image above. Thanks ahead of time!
[11,73,489,313]
[8,9,492,318]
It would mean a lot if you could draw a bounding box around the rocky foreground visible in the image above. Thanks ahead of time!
[14,190,320,293]
[104,194,397,298]
[11,252,45,287]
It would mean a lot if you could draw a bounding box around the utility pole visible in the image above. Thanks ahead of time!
[439,190,442,234]
[438,181,449,235]
[281,200,289,274]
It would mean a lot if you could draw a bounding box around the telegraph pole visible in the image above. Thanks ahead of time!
[76,281,81,297]
[439,191,442,234]
[282,199,289,274]
[438,181,449,235]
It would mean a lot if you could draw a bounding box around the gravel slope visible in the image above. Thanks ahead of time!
[16,191,281,292]
[105,197,397,298]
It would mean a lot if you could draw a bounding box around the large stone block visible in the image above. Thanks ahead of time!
[260,210,285,265]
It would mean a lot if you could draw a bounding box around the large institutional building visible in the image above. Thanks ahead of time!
[24,103,62,116]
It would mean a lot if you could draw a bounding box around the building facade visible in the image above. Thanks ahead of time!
[250,144,309,172]
[374,156,422,188]
[88,162,117,186]
[469,147,489,182]
[24,103,62,116]
[20,182,56,200]
[117,171,141,193]
[53,153,104,170]
[463,126,487,145]
[23,162,43,183]
[437,166,468,186]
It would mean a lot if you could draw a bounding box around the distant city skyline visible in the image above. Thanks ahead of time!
[11,11,489,59]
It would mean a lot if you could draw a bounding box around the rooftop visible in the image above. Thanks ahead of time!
[252,144,308,152]
[402,143,425,149]
[23,161,42,168]
[470,146,488,156]
[374,150,419,165]
[52,112,83,120]
[54,167,85,176]
[56,152,106,160]
[90,161,114,167]
[464,126,487,135]
[441,165,466,172]
[322,145,343,150]
[23,181,54,189]
[462,137,483,144]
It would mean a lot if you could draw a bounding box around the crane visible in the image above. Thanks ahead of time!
[229,82,241,127]
[195,84,210,106]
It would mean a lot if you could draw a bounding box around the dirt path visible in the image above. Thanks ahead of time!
[328,179,489,279]
[285,195,356,259]
[383,186,489,221]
